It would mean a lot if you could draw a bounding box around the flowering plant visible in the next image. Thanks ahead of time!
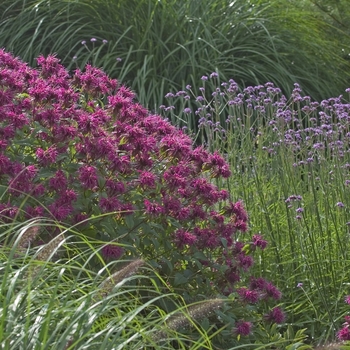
[0,50,284,345]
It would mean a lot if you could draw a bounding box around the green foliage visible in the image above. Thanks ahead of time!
[176,75,350,345]
[0,220,310,349]
[0,0,349,120]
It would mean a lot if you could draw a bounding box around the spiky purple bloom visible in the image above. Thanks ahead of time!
[101,244,124,260]
[264,307,286,324]
[252,234,268,250]
[78,165,98,190]
[265,282,282,300]
[234,320,252,336]
[173,229,197,249]
[337,326,350,341]
[237,288,260,303]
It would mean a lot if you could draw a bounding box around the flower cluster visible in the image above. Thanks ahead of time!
[337,296,350,341]
[337,315,350,341]
[0,50,279,305]
[164,76,350,183]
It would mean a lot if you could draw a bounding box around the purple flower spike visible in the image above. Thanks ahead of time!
[337,202,345,208]
[90,38,97,42]
[81,40,86,45]
[102,39,108,44]
[201,75,208,81]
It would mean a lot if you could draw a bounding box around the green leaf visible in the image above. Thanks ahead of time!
[174,273,188,286]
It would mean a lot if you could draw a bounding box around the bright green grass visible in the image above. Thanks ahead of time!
[0,219,227,350]
[0,219,313,349]
[1,0,349,118]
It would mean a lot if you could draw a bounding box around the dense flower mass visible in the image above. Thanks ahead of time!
[0,50,282,336]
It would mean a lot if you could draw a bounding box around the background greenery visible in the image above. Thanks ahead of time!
[1,0,349,114]
[1,0,350,348]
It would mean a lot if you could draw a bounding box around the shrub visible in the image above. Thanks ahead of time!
[0,50,288,346]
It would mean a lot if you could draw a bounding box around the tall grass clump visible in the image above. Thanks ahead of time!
[0,218,224,349]
[0,50,313,347]
[165,73,350,345]
[0,218,312,349]
[1,0,349,117]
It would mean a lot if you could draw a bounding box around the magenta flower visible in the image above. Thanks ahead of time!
[49,170,67,191]
[337,325,350,341]
[139,171,156,188]
[252,234,268,250]
[237,288,260,304]
[99,197,121,212]
[264,307,286,324]
[101,244,124,260]
[144,200,164,216]
[234,320,252,336]
[225,201,248,222]
[78,165,98,190]
[173,229,197,249]
[265,282,282,300]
